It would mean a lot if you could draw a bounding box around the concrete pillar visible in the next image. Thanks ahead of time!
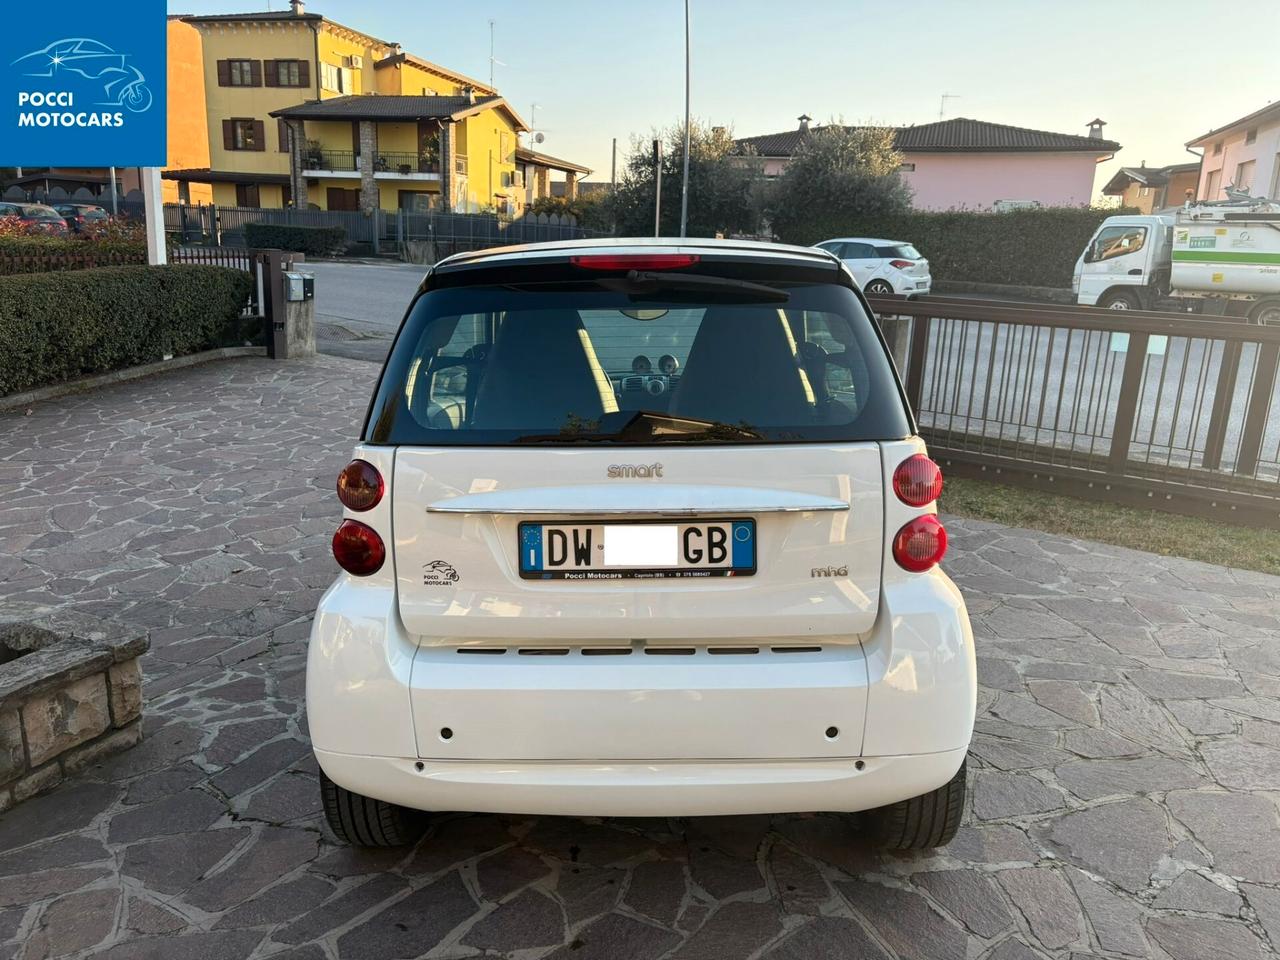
[141,168,166,265]
[358,120,378,215]
[287,119,309,209]
[563,171,578,200]
[439,123,455,212]
[534,166,549,200]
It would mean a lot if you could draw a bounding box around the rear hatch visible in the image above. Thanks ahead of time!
[879,243,929,279]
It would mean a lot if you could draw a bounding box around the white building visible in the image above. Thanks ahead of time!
[1188,100,1280,201]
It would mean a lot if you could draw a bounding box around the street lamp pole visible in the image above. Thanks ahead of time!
[678,0,691,238]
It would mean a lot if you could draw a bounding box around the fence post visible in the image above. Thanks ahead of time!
[1108,332,1150,472]
[1202,340,1242,471]
[903,314,932,413]
[1234,341,1279,477]
[371,210,380,255]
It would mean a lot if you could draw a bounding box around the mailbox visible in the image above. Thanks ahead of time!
[283,271,314,302]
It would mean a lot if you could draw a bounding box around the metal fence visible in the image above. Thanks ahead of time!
[868,295,1280,527]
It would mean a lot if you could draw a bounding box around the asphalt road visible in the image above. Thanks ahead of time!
[309,259,426,363]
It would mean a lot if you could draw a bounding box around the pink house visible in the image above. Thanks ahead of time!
[735,116,1121,211]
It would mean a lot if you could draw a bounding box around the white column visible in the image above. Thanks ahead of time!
[141,167,167,265]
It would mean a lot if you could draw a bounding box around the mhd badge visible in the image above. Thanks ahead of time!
[3,0,166,165]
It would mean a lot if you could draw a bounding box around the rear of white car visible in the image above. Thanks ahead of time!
[308,239,974,849]
[815,238,932,297]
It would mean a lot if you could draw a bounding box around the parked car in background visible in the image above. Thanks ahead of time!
[310,238,975,851]
[814,238,932,297]
[52,203,110,233]
[0,202,70,236]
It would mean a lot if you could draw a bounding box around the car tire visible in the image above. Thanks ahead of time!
[864,758,967,850]
[864,280,895,297]
[1099,290,1141,310]
[320,769,428,847]
[1248,300,1280,326]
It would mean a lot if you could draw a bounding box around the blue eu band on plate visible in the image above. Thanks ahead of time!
[519,519,756,580]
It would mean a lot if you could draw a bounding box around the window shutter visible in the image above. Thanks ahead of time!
[216,60,230,86]
[297,60,310,88]
[278,118,290,153]
[252,120,266,151]
[249,60,262,87]
[264,60,278,87]
[222,119,234,150]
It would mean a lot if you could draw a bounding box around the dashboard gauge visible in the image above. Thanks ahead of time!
[658,354,679,375]
[631,355,653,374]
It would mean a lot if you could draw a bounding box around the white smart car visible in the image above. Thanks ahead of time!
[308,238,975,849]
[814,237,932,297]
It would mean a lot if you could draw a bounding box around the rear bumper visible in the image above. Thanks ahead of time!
[315,747,969,817]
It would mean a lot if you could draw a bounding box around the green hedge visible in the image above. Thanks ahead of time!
[780,207,1132,288]
[244,222,345,256]
[0,265,254,396]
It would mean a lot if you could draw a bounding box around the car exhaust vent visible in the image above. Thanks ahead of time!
[644,647,696,655]
[707,646,760,655]
[517,647,571,656]
[457,647,508,655]
[771,646,823,654]
[581,647,633,656]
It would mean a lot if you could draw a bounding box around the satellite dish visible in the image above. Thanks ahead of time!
[534,132,545,144]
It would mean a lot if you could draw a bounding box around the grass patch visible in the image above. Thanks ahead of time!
[940,475,1280,577]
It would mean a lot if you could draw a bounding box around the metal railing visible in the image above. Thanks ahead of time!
[304,149,356,172]
[374,151,439,175]
[868,295,1280,527]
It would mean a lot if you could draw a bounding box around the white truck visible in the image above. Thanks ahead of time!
[1073,196,1280,324]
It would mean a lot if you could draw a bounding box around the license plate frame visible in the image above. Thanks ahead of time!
[518,517,757,581]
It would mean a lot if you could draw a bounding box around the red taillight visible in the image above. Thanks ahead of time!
[332,519,385,576]
[893,454,943,507]
[893,515,948,572]
[337,459,383,511]
[889,259,914,269]
[570,254,700,271]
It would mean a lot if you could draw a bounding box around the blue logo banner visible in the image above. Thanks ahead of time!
[1,0,167,165]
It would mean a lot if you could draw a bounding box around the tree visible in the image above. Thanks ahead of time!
[609,122,762,238]
[768,124,913,244]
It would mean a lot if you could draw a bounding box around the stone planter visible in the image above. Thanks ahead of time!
[0,618,149,811]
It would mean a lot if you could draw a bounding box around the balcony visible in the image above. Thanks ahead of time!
[303,149,356,173]
[373,151,440,176]
[300,148,441,179]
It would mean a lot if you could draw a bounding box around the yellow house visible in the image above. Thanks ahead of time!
[165,1,525,213]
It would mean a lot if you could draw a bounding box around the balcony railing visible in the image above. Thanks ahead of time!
[373,151,440,175]
[303,149,356,172]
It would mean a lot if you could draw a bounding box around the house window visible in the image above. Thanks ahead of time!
[272,60,307,87]
[1205,168,1222,199]
[1246,128,1258,145]
[1139,186,1150,197]
[1213,141,1223,156]
[1235,159,1256,191]
[228,59,256,86]
[235,183,260,207]
[898,162,916,172]
[321,62,345,93]
[228,119,263,151]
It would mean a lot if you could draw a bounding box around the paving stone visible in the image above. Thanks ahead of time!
[475,845,551,901]
[623,858,688,924]
[238,773,322,824]
[185,826,319,912]
[24,887,119,959]
[1127,669,1246,700]
[0,906,23,943]
[689,842,764,899]
[121,828,248,895]
[1097,684,1192,756]
[985,939,1045,960]
[686,814,771,859]
[212,874,335,929]
[1061,728,1145,759]
[1166,791,1280,883]
[462,888,565,952]
[768,844,830,916]
[107,788,225,843]
[1026,680,1098,725]
[774,815,878,878]
[0,867,109,908]
[946,824,1038,864]
[93,930,265,960]
[204,718,289,767]
[545,913,681,960]
[670,900,784,959]
[988,693,1078,729]
[401,815,516,876]
[1065,868,1148,958]
[1054,757,1205,801]
[124,898,187,936]
[1042,798,1170,893]
[971,771,1064,820]
[0,834,107,876]
[124,764,205,805]
[915,868,1012,938]
[208,738,309,798]
[970,735,1072,771]
[997,866,1083,950]
[275,873,409,944]
[1152,871,1242,914]
[838,880,968,960]
[763,916,891,959]
[554,863,626,926]
[1200,739,1280,790]
[1146,915,1268,960]
[1241,883,1280,948]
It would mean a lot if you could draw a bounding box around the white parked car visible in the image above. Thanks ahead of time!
[814,237,932,297]
[308,238,975,850]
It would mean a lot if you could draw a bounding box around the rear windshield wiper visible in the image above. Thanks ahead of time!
[601,270,791,303]
[514,410,764,444]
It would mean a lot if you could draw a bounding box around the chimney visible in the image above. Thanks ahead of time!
[290,0,304,14]
[798,114,812,133]
[1087,118,1106,139]
[463,85,475,104]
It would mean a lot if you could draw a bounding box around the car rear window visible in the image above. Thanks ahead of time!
[875,244,922,259]
[365,279,911,445]
[22,206,63,220]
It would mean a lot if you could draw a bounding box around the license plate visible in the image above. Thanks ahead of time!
[519,519,756,580]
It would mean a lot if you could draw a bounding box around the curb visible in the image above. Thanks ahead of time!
[0,346,267,413]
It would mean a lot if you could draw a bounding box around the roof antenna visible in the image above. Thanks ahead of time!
[488,20,505,89]
[938,93,959,121]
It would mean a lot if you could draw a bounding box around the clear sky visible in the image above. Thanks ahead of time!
[170,0,1280,200]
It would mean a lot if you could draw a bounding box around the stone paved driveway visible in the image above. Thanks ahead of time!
[2,355,1280,960]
